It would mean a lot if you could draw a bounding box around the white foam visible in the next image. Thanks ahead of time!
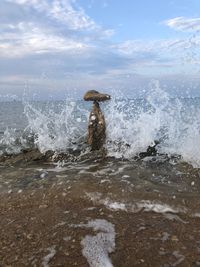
[54,221,66,228]
[192,213,200,217]
[163,213,187,223]
[0,128,22,154]
[104,201,127,211]
[42,246,56,267]
[172,251,185,266]
[40,172,48,178]
[105,83,200,167]
[136,201,180,213]
[24,101,87,153]
[2,84,200,168]
[86,192,185,215]
[79,219,116,267]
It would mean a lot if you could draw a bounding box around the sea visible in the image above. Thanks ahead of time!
[1,86,200,166]
[1,86,200,266]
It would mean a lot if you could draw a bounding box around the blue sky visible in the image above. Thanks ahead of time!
[0,0,200,100]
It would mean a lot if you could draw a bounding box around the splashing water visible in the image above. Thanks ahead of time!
[0,128,22,155]
[24,100,88,153]
[0,83,200,167]
[105,81,200,167]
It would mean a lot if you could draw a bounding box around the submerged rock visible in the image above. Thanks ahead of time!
[0,149,49,165]
[0,149,79,165]
[84,90,111,102]
[138,140,160,159]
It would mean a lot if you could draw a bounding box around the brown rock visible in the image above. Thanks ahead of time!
[83,90,111,102]
[88,101,106,150]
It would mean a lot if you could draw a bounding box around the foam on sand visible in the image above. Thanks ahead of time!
[80,219,116,267]
[86,192,186,215]
[42,246,56,267]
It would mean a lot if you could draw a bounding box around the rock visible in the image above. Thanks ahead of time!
[84,90,111,102]
[84,90,111,150]
[138,140,160,159]
[88,101,106,150]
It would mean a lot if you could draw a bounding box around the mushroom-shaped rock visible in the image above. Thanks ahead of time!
[84,90,111,102]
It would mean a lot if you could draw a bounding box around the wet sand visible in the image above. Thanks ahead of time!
[1,151,200,266]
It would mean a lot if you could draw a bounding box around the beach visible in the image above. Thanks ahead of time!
[1,149,200,266]
[0,96,200,266]
[1,0,200,266]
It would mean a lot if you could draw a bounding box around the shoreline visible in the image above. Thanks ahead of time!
[1,177,200,266]
[1,149,200,266]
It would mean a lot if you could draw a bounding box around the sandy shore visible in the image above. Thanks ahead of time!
[1,177,200,267]
[1,150,200,266]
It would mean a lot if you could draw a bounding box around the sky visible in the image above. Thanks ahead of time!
[0,0,200,100]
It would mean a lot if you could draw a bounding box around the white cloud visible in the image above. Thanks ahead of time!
[0,22,89,57]
[9,0,40,4]
[50,0,96,30]
[164,17,200,32]
[1,0,113,58]
[112,39,181,59]
[6,0,97,31]
[112,37,200,57]
[1,1,199,98]
[110,37,200,77]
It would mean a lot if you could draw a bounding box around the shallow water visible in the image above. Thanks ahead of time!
[1,154,200,266]
[1,152,200,209]
[1,89,200,266]
[1,88,200,164]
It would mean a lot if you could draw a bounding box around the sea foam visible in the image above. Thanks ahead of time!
[105,82,200,167]
[1,83,200,168]
[76,219,116,267]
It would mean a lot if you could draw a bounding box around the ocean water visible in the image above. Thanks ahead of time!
[0,86,200,167]
[1,87,200,266]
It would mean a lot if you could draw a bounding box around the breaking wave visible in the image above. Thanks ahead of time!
[106,81,200,167]
[0,82,200,167]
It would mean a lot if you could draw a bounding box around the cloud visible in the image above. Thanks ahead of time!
[164,17,200,32]
[107,36,200,80]
[110,39,184,71]
[5,0,107,32]
[112,37,200,67]
[0,21,89,58]
[0,0,114,58]
[0,1,200,99]
[112,39,195,56]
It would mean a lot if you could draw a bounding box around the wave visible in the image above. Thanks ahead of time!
[106,83,200,167]
[0,83,200,167]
